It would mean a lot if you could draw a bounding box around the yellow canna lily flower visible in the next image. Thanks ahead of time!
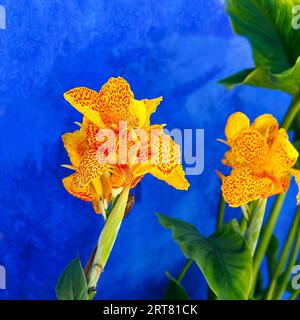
[219,112,300,207]
[62,77,189,214]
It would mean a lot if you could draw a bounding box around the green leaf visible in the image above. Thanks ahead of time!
[156,214,253,300]
[220,59,300,95]
[220,0,300,95]
[266,234,280,281]
[56,256,89,300]
[163,272,190,300]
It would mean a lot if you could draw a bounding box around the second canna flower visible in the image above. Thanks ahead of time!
[219,112,300,207]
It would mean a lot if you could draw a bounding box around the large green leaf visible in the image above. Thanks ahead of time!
[156,214,253,300]
[220,0,300,95]
[56,256,89,300]
[164,272,190,300]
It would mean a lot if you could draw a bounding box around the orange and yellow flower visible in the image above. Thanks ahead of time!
[62,77,189,213]
[219,112,300,207]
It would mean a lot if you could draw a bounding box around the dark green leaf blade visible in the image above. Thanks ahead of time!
[220,58,300,95]
[226,0,300,72]
[156,214,253,300]
[219,68,254,89]
[220,0,300,94]
[56,256,89,300]
[164,272,190,300]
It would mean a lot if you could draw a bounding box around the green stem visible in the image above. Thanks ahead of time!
[266,209,300,300]
[177,259,193,283]
[216,195,225,230]
[274,208,300,300]
[250,192,287,297]
[86,186,130,296]
[246,199,267,257]
[280,94,300,130]
[240,216,247,235]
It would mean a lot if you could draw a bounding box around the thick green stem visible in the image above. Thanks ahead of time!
[280,94,300,130]
[240,216,247,235]
[177,259,193,283]
[216,195,225,230]
[274,208,300,300]
[250,192,287,296]
[246,199,267,257]
[266,209,300,300]
[86,186,130,295]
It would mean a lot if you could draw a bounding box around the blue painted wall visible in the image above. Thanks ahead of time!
[0,0,297,299]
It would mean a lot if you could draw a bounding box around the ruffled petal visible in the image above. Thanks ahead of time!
[62,130,87,167]
[98,77,147,128]
[81,117,101,147]
[136,130,189,190]
[270,129,299,176]
[62,174,94,202]
[143,97,163,126]
[291,169,300,205]
[251,114,278,145]
[221,167,274,207]
[64,87,104,127]
[230,129,268,167]
[71,149,108,190]
[269,175,291,196]
[222,150,239,167]
[225,112,250,143]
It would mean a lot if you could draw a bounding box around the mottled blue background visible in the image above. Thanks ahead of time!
[0,0,298,300]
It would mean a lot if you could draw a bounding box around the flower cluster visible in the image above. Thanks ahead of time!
[219,112,300,207]
[62,77,189,213]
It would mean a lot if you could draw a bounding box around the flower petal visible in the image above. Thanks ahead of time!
[64,87,104,127]
[231,129,268,167]
[225,112,250,143]
[72,149,108,190]
[270,129,299,176]
[137,130,189,190]
[222,150,238,167]
[98,77,147,128]
[269,175,290,196]
[143,97,163,126]
[251,114,278,145]
[222,167,274,207]
[62,174,94,202]
[291,169,300,205]
[62,130,87,167]
[81,117,101,147]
